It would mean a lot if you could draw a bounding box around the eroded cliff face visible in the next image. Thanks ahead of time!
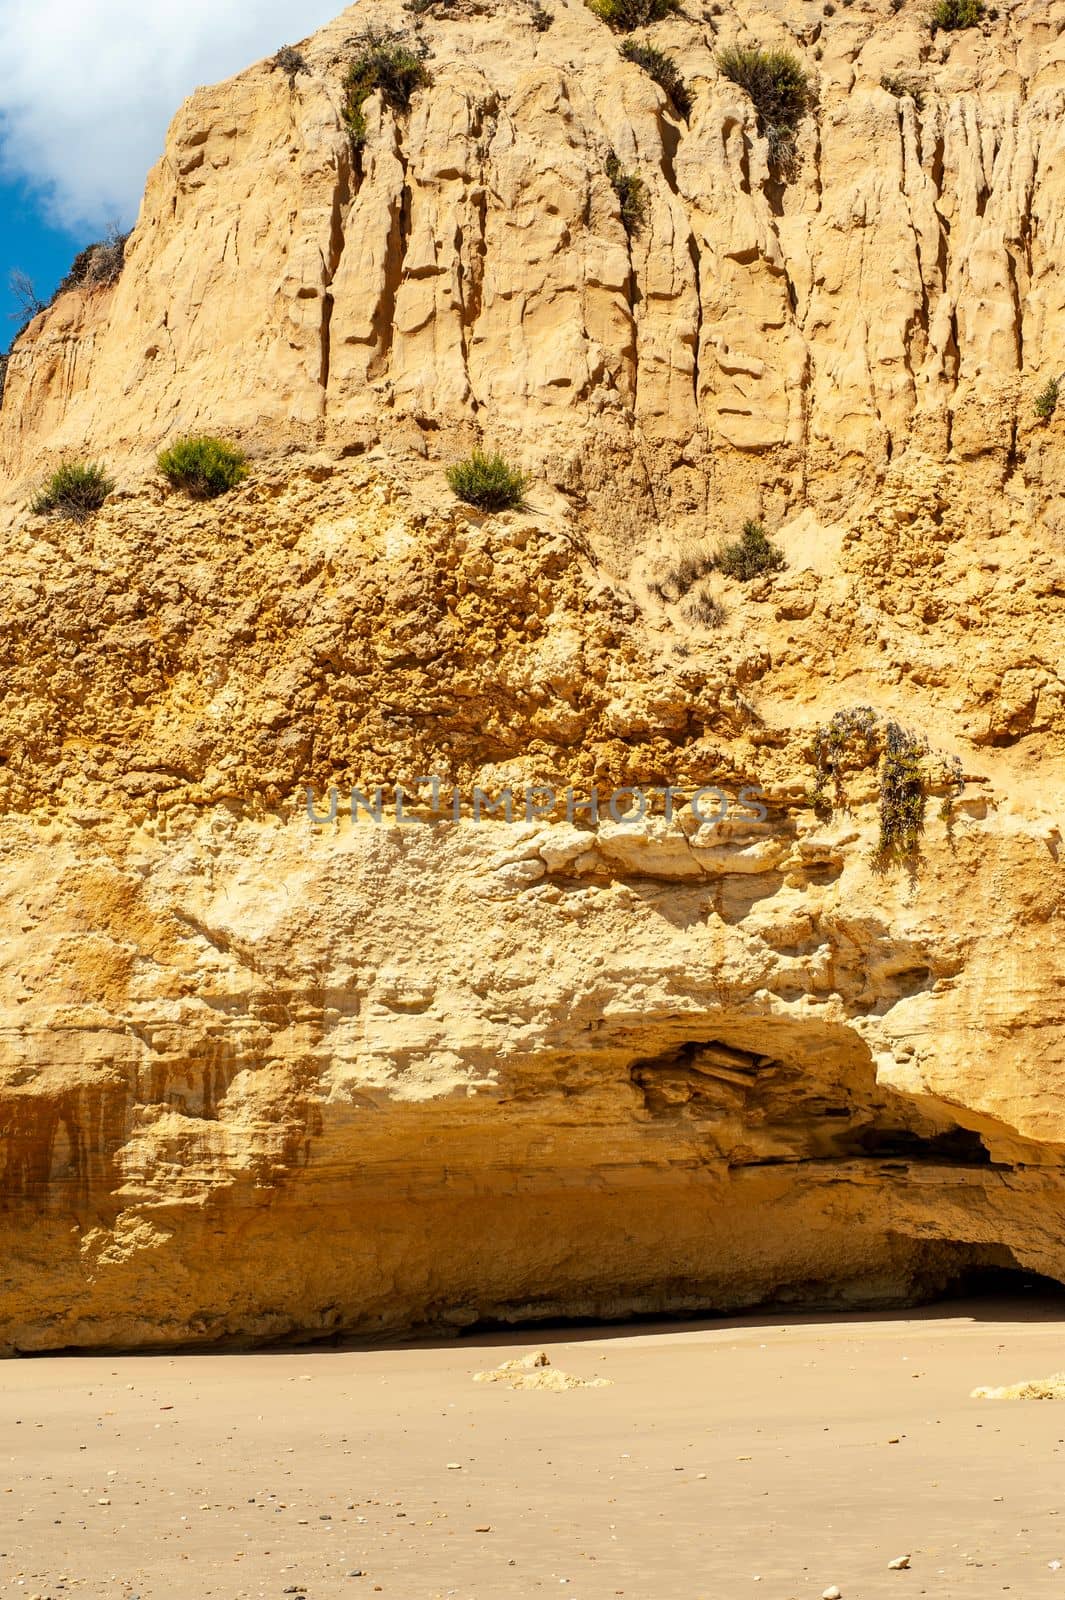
[0,0,1062,1350]
[7,0,1065,546]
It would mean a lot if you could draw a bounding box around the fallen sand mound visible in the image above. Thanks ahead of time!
[972,1374,1065,1400]
[473,1350,612,1391]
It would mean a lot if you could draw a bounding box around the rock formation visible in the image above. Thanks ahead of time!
[0,0,1062,1351]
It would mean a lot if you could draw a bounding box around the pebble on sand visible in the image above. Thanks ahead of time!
[888,1555,911,1570]
[822,1588,843,1599]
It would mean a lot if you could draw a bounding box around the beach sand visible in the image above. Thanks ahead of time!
[2,1297,1064,1599]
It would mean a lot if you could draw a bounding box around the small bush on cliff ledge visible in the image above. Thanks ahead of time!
[586,0,680,33]
[343,30,430,149]
[606,153,648,235]
[875,720,928,867]
[649,543,716,602]
[714,519,785,581]
[158,436,249,500]
[621,40,692,117]
[30,461,115,520]
[447,451,529,512]
[881,72,926,111]
[930,0,985,30]
[716,45,815,172]
[1035,375,1061,422]
[684,586,726,628]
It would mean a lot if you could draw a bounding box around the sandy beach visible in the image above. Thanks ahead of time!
[1,1298,1063,1600]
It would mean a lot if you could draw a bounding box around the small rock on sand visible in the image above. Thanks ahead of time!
[822,1587,843,1599]
[888,1555,911,1569]
[473,1351,611,1391]
[972,1373,1065,1400]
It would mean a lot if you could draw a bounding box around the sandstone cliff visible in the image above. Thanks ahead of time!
[0,0,1062,1351]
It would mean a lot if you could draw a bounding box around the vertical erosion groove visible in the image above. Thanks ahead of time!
[320,144,353,394]
[368,150,413,384]
[687,232,703,415]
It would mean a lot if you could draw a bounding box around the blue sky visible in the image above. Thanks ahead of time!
[0,183,92,346]
[0,0,346,352]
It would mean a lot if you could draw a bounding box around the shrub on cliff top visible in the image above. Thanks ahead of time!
[55,229,129,297]
[6,229,128,350]
[447,450,529,512]
[30,461,114,520]
[930,0,985,30]
[158,436,249,500]
[621,40,691,116]
[586,0,680,33]
[342,30,430,149]
[714,519,785,581]
[271,45,309,85]
[716,45,815,172]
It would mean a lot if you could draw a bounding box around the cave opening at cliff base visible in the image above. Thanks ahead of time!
[460,1258,1065,1343]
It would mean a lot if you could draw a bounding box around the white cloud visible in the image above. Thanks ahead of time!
[0,0,346,231]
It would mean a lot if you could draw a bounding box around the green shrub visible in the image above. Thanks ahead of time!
[30,460,114,520]
[875,721,927,866]
[811,704,879,815]
[716,45,815,171]
[158,436,249,500]
[447,450,529,512]
[809,706,960,870]
[586,0,680,32]
[621,40,691,116]
[606,153,648,236]
[880,72,925,110]
[342,30,430,150]
[930,0,985,29]
[714,519,785,581]
[1035,375,1060,422]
